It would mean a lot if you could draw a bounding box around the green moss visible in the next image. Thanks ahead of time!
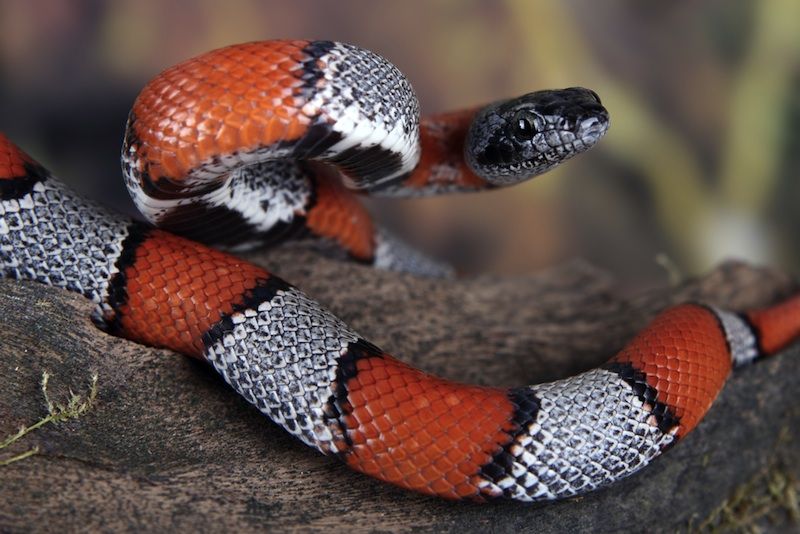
[689,461,799,532]
[0,370,98,466]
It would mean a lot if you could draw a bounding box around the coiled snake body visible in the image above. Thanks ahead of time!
[1,40,798,502]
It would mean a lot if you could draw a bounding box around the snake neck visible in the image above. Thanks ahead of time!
[364,108,492,197]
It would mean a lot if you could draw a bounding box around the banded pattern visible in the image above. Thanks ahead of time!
[1,39,799,503]
[203,283,361,451]
[479,370,674,501]
[120,40,607,274]
[120,40,426,260]
[0,137,129,309]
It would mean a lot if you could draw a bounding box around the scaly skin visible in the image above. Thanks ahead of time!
[1,40,798,502]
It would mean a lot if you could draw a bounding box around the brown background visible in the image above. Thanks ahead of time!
[1,0,799,288]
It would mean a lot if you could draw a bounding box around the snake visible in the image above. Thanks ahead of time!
[1,40,799,503]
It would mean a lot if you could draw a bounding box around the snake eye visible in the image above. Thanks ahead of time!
[510,110,540,141]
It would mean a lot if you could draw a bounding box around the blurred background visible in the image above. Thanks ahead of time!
[1,0,798,290]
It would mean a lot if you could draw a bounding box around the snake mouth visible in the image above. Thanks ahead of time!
[527,113,610,165]
[575,115,610,150]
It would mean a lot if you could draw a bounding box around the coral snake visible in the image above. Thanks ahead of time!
[1,40,798,502]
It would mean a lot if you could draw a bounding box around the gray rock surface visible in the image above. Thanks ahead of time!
[1,244,798,532]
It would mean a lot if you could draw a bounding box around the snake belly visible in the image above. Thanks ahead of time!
[2,40,800,503]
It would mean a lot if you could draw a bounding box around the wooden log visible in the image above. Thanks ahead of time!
[1,244,798,532]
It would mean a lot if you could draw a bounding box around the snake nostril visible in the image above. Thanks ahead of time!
[587,89,602,105]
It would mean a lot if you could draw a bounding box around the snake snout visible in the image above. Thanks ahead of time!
[576,114,610,148]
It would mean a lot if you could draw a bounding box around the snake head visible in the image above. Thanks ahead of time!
[466,87,609,185]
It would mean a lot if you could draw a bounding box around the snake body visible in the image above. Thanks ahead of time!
[1,40,799,502]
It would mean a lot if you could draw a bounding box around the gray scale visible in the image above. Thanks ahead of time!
[0,179,130,308]
[373,227,453,278]
[479,369,674,502]
[123,141,310,228]
[323,43,418,134]
[210,160,311,234]
[203,286,360,453]
[712,308,760,367]
[311,42,421,183]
